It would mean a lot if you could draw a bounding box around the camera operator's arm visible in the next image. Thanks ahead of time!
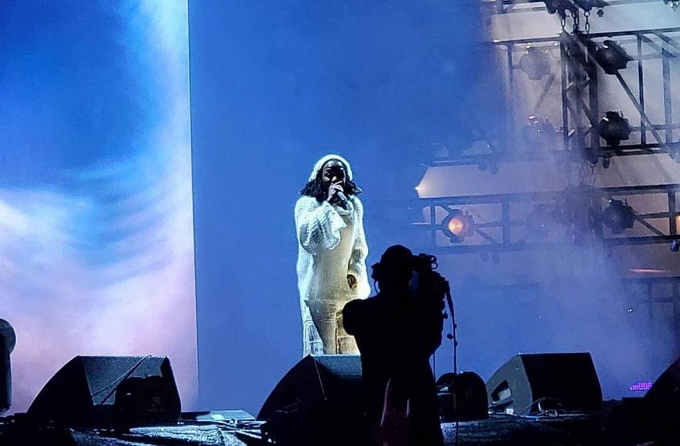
[347,197,370,298]
[342,298,361,336]
[414,273,446,356]
[295,196,347,254]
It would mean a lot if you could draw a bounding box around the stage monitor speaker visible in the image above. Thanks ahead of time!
[258,355,367,446]
[27,356,180,427]
[643,356,680,433]
[437,372,489,421]
[0,319,15,415]
[486,353,602,415]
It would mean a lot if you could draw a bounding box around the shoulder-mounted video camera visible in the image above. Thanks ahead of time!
[371,251,443,292]
[412,253,438,274]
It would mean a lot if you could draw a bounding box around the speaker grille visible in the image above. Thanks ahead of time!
[487,353,602,415]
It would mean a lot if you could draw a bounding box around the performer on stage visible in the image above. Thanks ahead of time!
[343,245,445,446]
[295,154,370,356]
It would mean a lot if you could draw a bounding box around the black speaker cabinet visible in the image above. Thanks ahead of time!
[0,319,15,415]
[437,372,488,421]
[643,357,680,433]
[486,353,602,415]
[27,356,180,427]
[259,355,368,446]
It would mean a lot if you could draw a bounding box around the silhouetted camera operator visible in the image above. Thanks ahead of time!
[343,245,446,446]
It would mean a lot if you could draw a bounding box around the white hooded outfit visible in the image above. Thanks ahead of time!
[295,155,371,355]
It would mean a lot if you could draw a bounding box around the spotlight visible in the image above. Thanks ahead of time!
[522,116,557,150]
[602,155,611,169]
[441,209,474,244]
[671,142,680,163]
[664,0,679,10]
[519,46,552,81]
[594,40,633,75]
[572,0,607,11]
[602,199,635,234]
[597,111,631,146]
[542,0,579,16]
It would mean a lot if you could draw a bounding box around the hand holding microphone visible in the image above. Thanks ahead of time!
[327,181,349,209]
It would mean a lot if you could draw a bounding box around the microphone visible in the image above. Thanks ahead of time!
[335,191,349,209]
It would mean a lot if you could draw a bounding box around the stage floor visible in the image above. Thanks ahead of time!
[0,402,674,446]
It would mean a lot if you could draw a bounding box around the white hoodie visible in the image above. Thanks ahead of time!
[295,154,370,355]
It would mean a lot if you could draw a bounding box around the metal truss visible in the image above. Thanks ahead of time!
[483,0,667,15]
[625,275,680,304]
[413,182,680,254]
[435,27,680,169]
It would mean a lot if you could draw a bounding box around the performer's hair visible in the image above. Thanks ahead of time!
[300,170,362,202]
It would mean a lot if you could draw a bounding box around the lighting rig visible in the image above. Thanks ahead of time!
[488,0,679,15]
[441,209,476,244]
[406,183,680,256]
[430,7,679,172]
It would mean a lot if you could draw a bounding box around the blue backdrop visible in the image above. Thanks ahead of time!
[189,1,488,414]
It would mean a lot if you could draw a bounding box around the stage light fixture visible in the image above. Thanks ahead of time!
[602,199,635,234]
[441,209,474,244]
[594,40,632,75]
[519,47,552,81]
[601,155,611,169]
[522,116,557,151]
[597,111,631,146]
[572,0,607,11]
[542,0,579,16]
[670,142,680,162]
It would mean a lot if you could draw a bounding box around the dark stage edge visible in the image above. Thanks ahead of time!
[0,406,674,446]
[0,414,615,446]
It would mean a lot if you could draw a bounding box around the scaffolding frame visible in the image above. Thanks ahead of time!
[484,0,669,15]
[413,182,679,254]
[432,26,680,169]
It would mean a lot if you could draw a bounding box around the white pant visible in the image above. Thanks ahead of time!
[303,300,358,355]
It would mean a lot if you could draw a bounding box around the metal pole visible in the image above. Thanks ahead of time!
[669,190,677,236]
[588,38,600,151]
[637,35,646,146]
[662,39,673,144]
[430,205,437,251]
[507,44,516,155]
[560,35,570,152]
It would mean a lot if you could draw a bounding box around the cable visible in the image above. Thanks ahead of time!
[444,282,458,376]
[514,397,570,417]
[442,279,461,446]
